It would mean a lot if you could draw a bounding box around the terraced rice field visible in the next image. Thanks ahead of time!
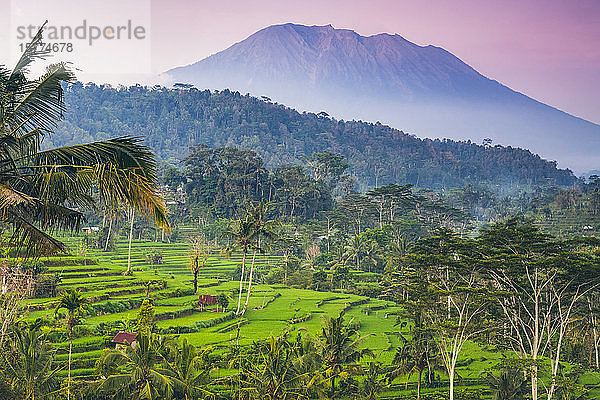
[22,234,600,397]
[25,235,404,381]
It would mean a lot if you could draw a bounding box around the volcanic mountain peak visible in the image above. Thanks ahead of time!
[164,23,600,173]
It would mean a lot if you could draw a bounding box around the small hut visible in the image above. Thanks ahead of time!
[112,331,138,351]
[198,294,218,311]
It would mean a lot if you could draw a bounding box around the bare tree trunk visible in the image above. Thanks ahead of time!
[449,365,454,400]
[531,365,538,400]
[241,252,257,315]
[194,269,198,294]
[234,250,249,345]
[104,217,113,250]
[595,322,600,369]
[127,209,135,274]
[327,218,331,253]
[67,336,72,400]
[235,251,247,315]
[589,301,599,369]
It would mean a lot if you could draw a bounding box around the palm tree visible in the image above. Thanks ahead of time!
[3,322,60,400]
[54,289,88,400]
[0,25,169,258]
[345,235,365,271]
[331,244,349,269]
[166,339,215,400]
[240,335,309,400]
[102,202,126,251]
[486,368,529,400]
[388,320,439,399]
[126,207,136,275]
[361,240,380,273]
[359,362,387,400]
[223,203,280,345]
[187,236,211,294]
[222,218,259,318]
[317,311,373,398]
[240,202,280,316]
[98,333,178,400]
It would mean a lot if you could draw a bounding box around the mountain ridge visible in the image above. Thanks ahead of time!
[164,23,600,173]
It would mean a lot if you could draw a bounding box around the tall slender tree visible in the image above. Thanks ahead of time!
[3,322,60,400]
[98,334,178,400]
[187,236,211,295]
[223,219,259,317]
[478,219,600,400]
[240,203,280,316]
[54,289,89,400]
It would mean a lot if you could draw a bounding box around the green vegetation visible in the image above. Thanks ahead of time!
[53,85,577,191]
[1,26,600,400]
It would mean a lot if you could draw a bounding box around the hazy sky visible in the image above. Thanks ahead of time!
[1,0,599,124]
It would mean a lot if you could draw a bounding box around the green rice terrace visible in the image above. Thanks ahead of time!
[26,237,395,371]
[19,233,600,399]
[22,237,466,395]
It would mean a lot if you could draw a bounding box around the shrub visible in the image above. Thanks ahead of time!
[144,249,164,265]
[264,267,285,284]
[160,312,236,334]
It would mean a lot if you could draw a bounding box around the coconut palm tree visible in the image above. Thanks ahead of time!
[98,333,178,400]
[54,289,88,400]
[240,335,309,400]
[317,312,373,398]
[223,203,280,345]
[359,362,387,400]
[345,235,365,271]
[388,321,439,399]
[240,202,280,316]
[166,339,215,400]
[222,218,259,318]
[0,25,169,258]
[361,240,380,273]
[486,368,529,400]
[3,322,61,400]
[126,207,136,275]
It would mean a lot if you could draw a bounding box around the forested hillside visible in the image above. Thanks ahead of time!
[52,83,577,190]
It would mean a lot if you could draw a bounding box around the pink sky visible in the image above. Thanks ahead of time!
[1,0,598,124]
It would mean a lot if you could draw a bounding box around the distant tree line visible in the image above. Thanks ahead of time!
[50,84,577,191]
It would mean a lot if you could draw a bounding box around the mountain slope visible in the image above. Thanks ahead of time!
[52,84,576,191]
[164,23,600,173]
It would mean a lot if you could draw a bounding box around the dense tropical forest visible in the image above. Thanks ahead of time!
[48,83,577,191]
[2,28,600,400]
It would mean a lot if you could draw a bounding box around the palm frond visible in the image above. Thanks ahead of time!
[7,203,83,255]
[5,63,74,136]
[31,137,169,229]
[1,25,169,257]
[0,129,42,173]
[30,168,96,209]
[34,136,157,178]
[0,183,37,208]
[94,165,169,230]
[7,23,50,87]
[0,183,85,255]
